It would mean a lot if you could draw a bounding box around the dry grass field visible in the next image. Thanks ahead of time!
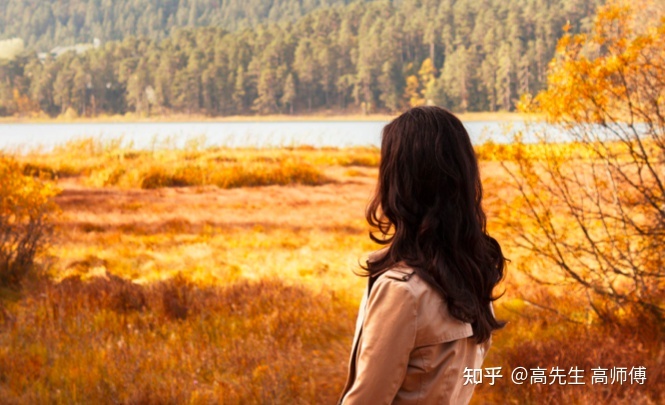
[0,140,662,404]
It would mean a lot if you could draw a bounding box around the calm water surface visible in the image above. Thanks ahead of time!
[0,120,549,151]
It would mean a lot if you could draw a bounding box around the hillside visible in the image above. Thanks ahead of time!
[0,0,353,51]
[0,0,604,117]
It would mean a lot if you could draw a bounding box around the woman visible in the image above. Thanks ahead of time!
[338,106,506,405]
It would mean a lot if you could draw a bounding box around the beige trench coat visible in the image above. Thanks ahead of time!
[338,254,491,404]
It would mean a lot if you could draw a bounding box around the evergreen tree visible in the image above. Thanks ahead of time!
[281,73,297,114]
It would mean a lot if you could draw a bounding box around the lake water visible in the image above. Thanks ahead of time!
[0,120,549,151]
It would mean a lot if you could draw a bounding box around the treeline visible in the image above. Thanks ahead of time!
[0,0,602,117]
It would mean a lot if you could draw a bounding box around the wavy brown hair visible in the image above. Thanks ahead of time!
[365,106,506,343]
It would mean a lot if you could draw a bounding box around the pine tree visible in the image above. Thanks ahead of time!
[281,73,296,114]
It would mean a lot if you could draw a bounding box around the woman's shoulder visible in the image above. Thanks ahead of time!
[371,262,432,299]
[367,248,427,288]
[365,253,475,339]
[365,248,448,305]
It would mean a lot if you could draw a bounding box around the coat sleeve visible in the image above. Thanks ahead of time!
[341,277,418,404]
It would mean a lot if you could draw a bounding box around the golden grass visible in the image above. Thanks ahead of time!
[14,138,387,190]
[0,276,356,403]
[15,136,633,191]
[1,142,662,404]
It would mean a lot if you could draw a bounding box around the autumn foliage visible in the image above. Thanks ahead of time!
[524,1,665,125]
[511,0,665,320]
[0,157,58,288]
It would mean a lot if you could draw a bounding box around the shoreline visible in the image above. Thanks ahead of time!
[0,111,536,124]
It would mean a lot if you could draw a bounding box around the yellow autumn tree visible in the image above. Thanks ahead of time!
[418,58,436,105]
[0,157,59,288]
[522,0,665,125]
[404,75,423,107]
[404,58,437,107]
[12,89,40,116]
[506,0,665,325]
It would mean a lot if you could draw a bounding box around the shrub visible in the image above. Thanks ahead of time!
[215,160,329,189]
[0,157,59,288]
[509,1,665,325]
[140,166,193,189]
[22,163,58,180]
[137,161,330,189]
[339,150,380,167]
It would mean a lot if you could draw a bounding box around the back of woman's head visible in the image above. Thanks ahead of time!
[365,106,505,343]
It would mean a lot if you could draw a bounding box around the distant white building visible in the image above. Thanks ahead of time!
[37,38,101,61]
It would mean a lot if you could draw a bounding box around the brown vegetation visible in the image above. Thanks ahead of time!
[0,275,356,403]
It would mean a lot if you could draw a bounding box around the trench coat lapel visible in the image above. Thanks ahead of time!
[339,247,391,403]
[349,282,369,360]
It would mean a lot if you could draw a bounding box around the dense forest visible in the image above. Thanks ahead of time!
[0,0,352,50]
[0,0,603,117]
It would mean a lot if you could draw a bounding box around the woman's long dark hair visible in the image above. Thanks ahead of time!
[365,106,506,344]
